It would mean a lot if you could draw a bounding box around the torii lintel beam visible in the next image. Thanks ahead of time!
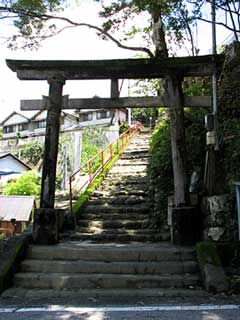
[20,95,212,110]
[6,55,224,80]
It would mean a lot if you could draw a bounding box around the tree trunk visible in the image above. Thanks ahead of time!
[165,76,188,206]
[152,9,189,207]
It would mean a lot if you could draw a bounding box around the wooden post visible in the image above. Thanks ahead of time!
[33,76,65,245]
[111,79,119,98]
[40,76,65,208]
[165,76,188,206]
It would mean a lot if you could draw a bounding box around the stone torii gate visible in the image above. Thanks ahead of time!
[6,55,224,244]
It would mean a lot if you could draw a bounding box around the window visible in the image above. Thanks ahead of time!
[97,111,111,120]
[3,125,15,133]
[79,113,93,122]
[36,120,46,129]
[18,123,28,131]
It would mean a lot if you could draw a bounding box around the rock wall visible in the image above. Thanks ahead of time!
[219,41,240,112]
[201,194,238,241]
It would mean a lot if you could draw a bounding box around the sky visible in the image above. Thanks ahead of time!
[0,0,232,123]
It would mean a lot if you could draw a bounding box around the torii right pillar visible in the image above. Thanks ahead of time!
[166,75,198,245]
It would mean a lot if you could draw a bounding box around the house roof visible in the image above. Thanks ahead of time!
[0,153,31,171]
[0,111,30,126]
[0,195,35,222]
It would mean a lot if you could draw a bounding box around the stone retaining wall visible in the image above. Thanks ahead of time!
[201,194,238,241]
[0,228,32,293]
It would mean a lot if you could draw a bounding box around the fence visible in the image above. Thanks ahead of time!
[69,125,140,213]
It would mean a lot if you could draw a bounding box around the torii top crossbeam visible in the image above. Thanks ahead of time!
[6,55,224,80]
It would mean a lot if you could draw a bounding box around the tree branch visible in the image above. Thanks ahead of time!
[198,16,240,33]
[0,6,155,58]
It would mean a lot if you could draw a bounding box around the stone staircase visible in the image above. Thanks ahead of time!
[2,130,204,299]
[2,242,202,299]
[70,131,163,242]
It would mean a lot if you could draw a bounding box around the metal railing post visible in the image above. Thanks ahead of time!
[101,150,104,172]
[117,139,119,154]
[110,144,113,161]
[69,176,73,214]
[89,160,92,189]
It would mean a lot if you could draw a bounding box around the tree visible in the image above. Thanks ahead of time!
[21,141,44,166]
[2,0,239,52]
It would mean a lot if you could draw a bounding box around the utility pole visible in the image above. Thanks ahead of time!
[212,0,218,144]
[128,80,131,127]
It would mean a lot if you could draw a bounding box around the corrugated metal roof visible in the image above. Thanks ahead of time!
[0,195,35,221]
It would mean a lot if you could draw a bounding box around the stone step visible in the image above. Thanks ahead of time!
[69,232,163,242]
[92,189,147,197]
[120,153,151,160]
[83,204,150,214]
[87,195,147,205]
[77,213,150,221]
[100,176,149,184]
[21,260,198,275]
[77,219,149,229]
[2,287,207,299]
[115,160,149,166]
[110,166,147,174]
[14,272,200,290]
[26,243,196,262]
[75,227,157,235]
[106,172,147,178]
[98,183,149,192]
[123,149,150,154]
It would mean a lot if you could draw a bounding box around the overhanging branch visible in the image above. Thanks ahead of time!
[0,6,154,58]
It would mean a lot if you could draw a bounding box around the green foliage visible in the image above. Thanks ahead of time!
[3,0,66,49]
[131,108,156,126]
[20,141,44,166]
[119,122,129,134]
[219,116,240,192]
[196,242,221,276]
[3,170,40,196]
[0,128,3,140]
[99,0,240,55]
[148,104,207,217]
[185,107,207,173]
[99,0,201,56]
[0,234,5,240]
[81,140,100,165]
[148,109,173,213]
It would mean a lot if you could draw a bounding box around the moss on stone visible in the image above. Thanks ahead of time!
[196,241,221,275]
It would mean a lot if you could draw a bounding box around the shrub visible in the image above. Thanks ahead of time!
[3,170,41,196]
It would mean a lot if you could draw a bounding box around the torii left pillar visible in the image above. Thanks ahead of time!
[33,76,65,244]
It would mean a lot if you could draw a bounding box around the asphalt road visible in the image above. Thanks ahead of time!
[0,305,240,320]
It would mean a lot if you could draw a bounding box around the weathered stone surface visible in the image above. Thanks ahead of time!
[33,208,59,245]
[201,194,237,241]
[4,242,201,293]
[72,132,170,242]
[0,229,31,293]
[204,263,229,293]
[207,227,225,241]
